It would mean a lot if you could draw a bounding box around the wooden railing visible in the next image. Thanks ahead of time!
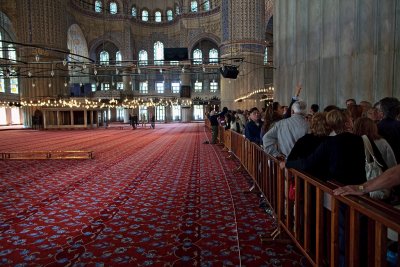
[210,124,400,267]
[1,150,94,160]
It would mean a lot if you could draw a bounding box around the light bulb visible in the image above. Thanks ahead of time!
[94,69,97,75]
[35,54,40,62]
[63,59,67,66]
[64,82,68,87]
[28,71,32,77]
[137,68,141,74]
[48,83,52,88]
[51,70,54,77]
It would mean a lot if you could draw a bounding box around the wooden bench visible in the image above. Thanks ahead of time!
[0,150,94,160]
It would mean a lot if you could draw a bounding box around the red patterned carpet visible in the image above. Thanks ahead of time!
[0,123,309,266]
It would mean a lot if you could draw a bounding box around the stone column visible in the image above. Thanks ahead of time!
[16,0,68,126]
[220,0,266,110]
[181,107,192,122]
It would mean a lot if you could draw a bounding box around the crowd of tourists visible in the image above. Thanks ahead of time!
[206,90,400,201]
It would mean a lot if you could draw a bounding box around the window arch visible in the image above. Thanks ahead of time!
[209,48,218,64]
[204,0,210,11]
[191,1,198,12]
[154,41,164,65]
[155,11,162,22]
[131,6,137,17]
[139,50,148,65]
[142,10,149,21]
[109,2,117,14]
[166,10,173,21]
[100,50,109,65]
[116,51,122,65]
[95,0,102,12]
[264,47,268,64]
[193,49,202,65]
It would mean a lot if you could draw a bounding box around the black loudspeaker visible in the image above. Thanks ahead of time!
[220,66,239,79]
[164,48,189,61]
[180,85,191,98]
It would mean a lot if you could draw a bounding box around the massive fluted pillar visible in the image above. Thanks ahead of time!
[16,0,68,126]
[274,0,400,109]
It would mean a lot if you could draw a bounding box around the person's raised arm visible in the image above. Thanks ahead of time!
[333,164,400,196]
[284,84,302,118]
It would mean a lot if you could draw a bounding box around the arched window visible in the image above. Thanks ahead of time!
[109,2,117,14]
[142,10,149,21]
[0,32,3,58]
[204,0,210,11]
[191,1,198,12]
[139,50,148,66]
[209,48,218,64]
[193,49,202,65]
[116,51,122,65]
[100,50,109,65]
[0,71,4,93]
[167,10,173,21]
[154,41,164,65]
[155,11,162,22]
[264,47,268,64]
[95,0,102,12]
[8,44,16,62]
[131,6,137,17]
[10,77,18,94]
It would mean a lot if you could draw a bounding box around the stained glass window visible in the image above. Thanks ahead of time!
[154,41,164,65]
[131,6,137,17]
[204,0,210,11]
[116,51,122,65]
[191,1,198,12]
[142,10,149,21]
[100,50,109,65]
[139,50,148,65]
[193,49,202,65]
[95,1,102,12]
[110,2,117,14]
[167,10,173,21]
[155,11,162,22]
[209,48,218,64]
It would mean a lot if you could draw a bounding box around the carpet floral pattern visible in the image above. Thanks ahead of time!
[0,124,309,266]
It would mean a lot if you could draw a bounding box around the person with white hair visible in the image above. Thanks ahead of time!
[263,100,309,158]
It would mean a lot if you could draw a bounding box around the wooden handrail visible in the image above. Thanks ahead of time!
[207,123,400,266]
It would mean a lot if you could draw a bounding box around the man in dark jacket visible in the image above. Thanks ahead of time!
[245,107,262,145]
[377,97,400,163]
[208,110,219,144]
